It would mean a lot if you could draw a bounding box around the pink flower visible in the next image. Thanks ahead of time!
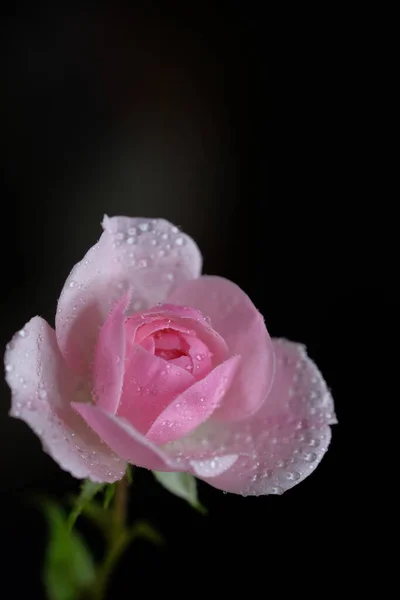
[4,216,336,495]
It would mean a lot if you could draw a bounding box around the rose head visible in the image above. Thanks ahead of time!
[4,216,336,495]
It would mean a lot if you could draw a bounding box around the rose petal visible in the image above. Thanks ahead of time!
[167,276,275,420]
[147,355,241,444]
[56,216,202,376]
[93,291,130,414]
[72,403,180,471]
[139,303,230,365]
[166,339,336,495]
[133,318,191,346]
[117,345,194,433]
[4,317,126,483]
[169,355,193,371]
[181,335,213,380]
[141,336,155,353]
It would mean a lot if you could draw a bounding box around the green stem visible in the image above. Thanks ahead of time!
[91,477,129,600]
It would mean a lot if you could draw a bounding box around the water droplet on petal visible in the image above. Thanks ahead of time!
[128,227,137,236]
[286,471,301,481]
[303,452,317,462]
[175,236,185,246]
[308,438,320,447]
[5,364,13,372]
[127,237,136,245]
[19,329,27,337]
[270,486,284,495]
[139,222,150,232]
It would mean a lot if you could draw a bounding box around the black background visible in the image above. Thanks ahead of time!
[0,3,392,598]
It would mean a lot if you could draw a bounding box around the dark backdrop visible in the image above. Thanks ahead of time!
[0,3,392,598]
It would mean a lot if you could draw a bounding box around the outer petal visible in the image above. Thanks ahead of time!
[72,403,181,471]
[116,345,194,433]
[166,339,336,495]
[4,317,126,483]
[93,291,130,414]
[56,216,202,376]
[147,355,241,444]
[167,276,275,420]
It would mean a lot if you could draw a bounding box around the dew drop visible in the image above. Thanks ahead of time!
[158,249,166,257]
[161,233,169,240]
[69,280,76,288]
[5,364,13,372]
[128,227,137,236]
[150,238,157,246]
[286,471,301,481]
[19,329,27,337]
[303,451,317,462]
[270,486,284,495]
[139,222,150,232]
[171,226,179,233]
[127,237,136,245]
[115,232,125,240]
[175,236,185,246]
[308,438,320,447]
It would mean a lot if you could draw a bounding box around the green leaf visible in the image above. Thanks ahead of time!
[130,520,165,546]
[103,484,116,509]
[42,500,96,600]
[153,471,207,514]
[68,480,105,531]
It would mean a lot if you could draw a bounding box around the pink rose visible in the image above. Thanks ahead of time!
[4,216,336,495]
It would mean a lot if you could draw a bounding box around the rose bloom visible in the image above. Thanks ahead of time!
[4,217,336,495]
